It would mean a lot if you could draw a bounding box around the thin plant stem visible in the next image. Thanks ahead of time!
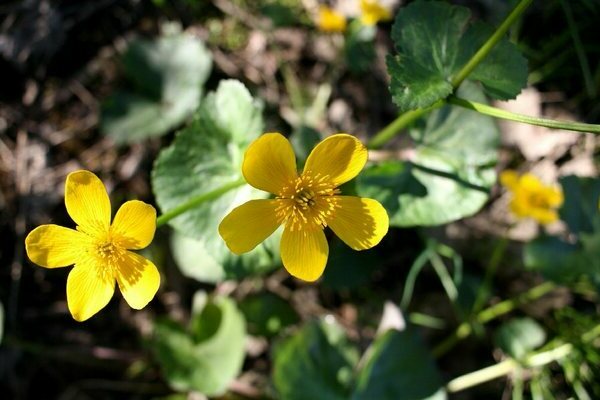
[445,324,600,395]
[430,251,459,303]
[409,312,446,330]
[156,178,247,227]
[367,101,444,149]
[369,0,533,148]
[448,96,600,134]
[472,237,509,313]
[400,247,433,309]
[450,0,534,88]
[433,281,557,357]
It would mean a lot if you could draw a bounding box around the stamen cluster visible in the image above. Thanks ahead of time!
[276,172,340,231]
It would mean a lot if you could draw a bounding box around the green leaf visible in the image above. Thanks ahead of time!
[352,327,446,400]
[150,296,246,396]
[356,82,499,227]
[388,1,527,111]
[322,239,380,290]
[559,176,600,235]
[494,317,546,359]
[525,232,600,290]
[153,80,279,280]
[101,27,212,142]
[170,229,280,283]
[273,319,359,400]
[239,292,299,337]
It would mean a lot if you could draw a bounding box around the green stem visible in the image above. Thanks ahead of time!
[433,281,557,357]
[367,101,444,149]
[369,0,532,149]
[446,321,600,394]
[449,96,600,134]
[450,0,534,88]
[472,237,508,313]
[156,178,247,227]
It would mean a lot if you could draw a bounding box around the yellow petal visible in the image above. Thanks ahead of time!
[242,133,298,195]
[280,227,328,282]
[543,187,564,207]
[327,196,389,250]
[65,170,111,237]
[499,170,519,190]
[67,259,115,322]
[359,0,391,26]
[25,224,92,268]
[303,134,367,187]
[115,251,160,310]
[219,199,282,254]
[519,173,543,191]
[317,6,347,33]
[111,200,156,250]
[530,208,559,225]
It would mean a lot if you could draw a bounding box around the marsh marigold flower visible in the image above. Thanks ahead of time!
[219,133,389,282]
[25,170,160,321]
[500,170,564,225]
[317,6,347,33]
[359,0,392,26]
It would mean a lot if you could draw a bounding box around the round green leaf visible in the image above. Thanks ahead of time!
[150,296,246,396]
[356,83,499,227]
[153,80,279,280]
[388,1,527,111]
[239,292,299,337]
[352,327,446,400]
[273,319,359,400]
[101,28,212,142]
[494,317,546,360]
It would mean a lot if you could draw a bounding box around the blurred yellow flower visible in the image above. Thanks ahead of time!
[359,0,392,26]
[500,170,564,225]
[317,5,347,33]
[219,133,389,282]
[25,170,160,322]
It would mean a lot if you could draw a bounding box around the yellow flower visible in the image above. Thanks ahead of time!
[359,0,392,26]
[219,133,389,282]
[317,5,347,33]
[25,170,160,322]
[500,170,564,225]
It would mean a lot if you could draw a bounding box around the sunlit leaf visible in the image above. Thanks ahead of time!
[494,317,546,359]
[356,82,498,227]
[153,80,279,280]
[387,0,527,111]
[101,26,212,142]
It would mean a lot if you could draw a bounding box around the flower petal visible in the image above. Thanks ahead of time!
[67,259,115,322]
[111,200,156,250]
[303,134,367,186]
[327,196,389,250]
[219,199,282,254]
[65,170,111,236]
[530,208,559,225]
[115,251,160,310]
[242,133,298,195]
[280,227,328,282]
[25,224,91,268]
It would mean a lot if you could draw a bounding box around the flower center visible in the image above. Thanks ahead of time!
[92,237,126,278]
[276,172,340,231]
[527,191,551,209]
